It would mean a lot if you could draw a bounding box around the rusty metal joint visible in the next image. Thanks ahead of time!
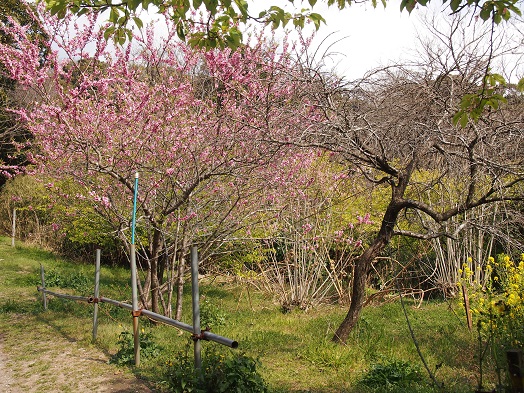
[191,327,211,341]
[88,297,100,304]
[132,309,142,317]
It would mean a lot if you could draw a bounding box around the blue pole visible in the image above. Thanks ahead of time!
[130,172,140,366]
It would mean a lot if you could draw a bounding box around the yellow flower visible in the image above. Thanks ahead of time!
[507,293,520,307]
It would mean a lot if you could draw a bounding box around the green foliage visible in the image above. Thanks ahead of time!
[358,358,423,392]
[200,299,227,329]
[453,73,509,126]
[109,328,161,366]
[166,343,268,393]
[0,175,121,260]
[43,268,91,294]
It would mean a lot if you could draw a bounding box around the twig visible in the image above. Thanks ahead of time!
[397,282,445,391]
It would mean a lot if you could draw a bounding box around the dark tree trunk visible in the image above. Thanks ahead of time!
[150,228,162,314]
[175,236,189,321]
[333,196,404,344]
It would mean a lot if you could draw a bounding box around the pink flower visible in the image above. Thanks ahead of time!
[357,213,373,225]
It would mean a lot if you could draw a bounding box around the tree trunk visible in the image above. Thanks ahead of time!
[174,254,186,321]
[174,236,189,321]
[150,228,162,314]
[333,198,403,344]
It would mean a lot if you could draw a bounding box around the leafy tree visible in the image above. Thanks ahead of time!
[0,8,320,317]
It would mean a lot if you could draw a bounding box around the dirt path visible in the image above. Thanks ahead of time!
[0,336,19,393]
[0,314,157,393]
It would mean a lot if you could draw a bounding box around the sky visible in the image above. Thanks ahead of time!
[117,0,522,81]
[269,0,423,79]
[135,0,430,80]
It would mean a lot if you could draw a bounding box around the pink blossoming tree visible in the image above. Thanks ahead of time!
[0,7,326,316]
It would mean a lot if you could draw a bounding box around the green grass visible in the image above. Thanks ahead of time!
[0,236,489,392]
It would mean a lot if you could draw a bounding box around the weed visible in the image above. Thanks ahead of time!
[200,299,227,329]
[109,329,161,366]
[0,298,37,314]
[358,358,423,392]
[42,268,92,295]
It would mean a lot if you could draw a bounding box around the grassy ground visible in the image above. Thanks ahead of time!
[0,237,491,392]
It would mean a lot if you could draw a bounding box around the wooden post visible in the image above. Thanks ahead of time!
[11,208,16,247]
[461,284,473,331]
[40,264,47,310]
[92,249,101,342]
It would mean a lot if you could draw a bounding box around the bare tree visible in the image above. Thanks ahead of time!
[299,12,524,343]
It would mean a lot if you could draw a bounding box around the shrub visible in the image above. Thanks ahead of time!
[166,343,267,393]
[458,253,524,389]
[358,359,422,392]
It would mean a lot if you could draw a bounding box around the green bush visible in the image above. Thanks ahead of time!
[166,343,268,393]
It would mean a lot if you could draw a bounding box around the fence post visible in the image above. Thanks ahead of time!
[11,208,16,247]
[40,264,47,310]
[191,246,202,371]
[131,172,140,367]
[92,249,101,342]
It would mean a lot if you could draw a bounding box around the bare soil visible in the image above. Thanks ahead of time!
[0,314,157,393]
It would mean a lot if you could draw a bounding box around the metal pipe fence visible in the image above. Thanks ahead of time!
[37,248,238,371]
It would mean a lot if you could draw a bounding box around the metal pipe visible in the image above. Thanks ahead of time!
[92,249,101,341]
[37,287,91,303]
[131,172,140,367]
[34,291,239,348]
[39,265,47,310]
[140,309,193,332]
[191,246,202,370]
[105,303,237,347]
[11,208,16,247]
[99,297,133,311]
[202,331,239,349]
[130,243,140,367]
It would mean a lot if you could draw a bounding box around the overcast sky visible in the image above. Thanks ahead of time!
[253,0,426,79]
[136,0,521,81]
